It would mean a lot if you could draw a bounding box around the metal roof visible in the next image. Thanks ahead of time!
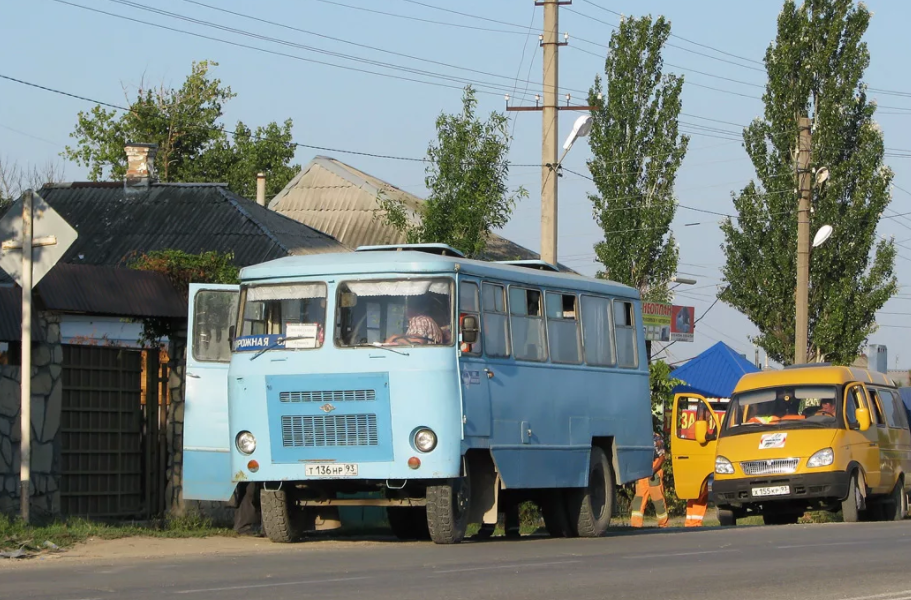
[36,264,186,318]
[268,156,576,272]
[0,285,44,342]
[34,182,345,270]
[239,248,639,298]
[672,341,760,399]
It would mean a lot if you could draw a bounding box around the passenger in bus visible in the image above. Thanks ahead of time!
[386,298,444,345]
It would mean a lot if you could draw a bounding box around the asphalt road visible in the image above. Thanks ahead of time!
[7,522,911,600]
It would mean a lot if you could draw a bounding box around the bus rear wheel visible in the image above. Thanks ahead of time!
[261,487,306,543]
[387,507,430,540]
[426,465,471,544]
[566,446,615,537]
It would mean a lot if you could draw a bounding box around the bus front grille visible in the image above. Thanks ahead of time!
[281,414,379,448]
[280,389,376,403]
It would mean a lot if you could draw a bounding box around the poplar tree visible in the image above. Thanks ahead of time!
[586,15,688,302]
[720,0,896,365]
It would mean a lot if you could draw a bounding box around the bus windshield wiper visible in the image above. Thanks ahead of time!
[250,336,313,361]
[360,342,409,356]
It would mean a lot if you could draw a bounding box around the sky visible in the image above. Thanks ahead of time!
[3,0,911,369]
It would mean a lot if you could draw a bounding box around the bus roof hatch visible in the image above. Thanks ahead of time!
[496,260,560,272]
[354,243,466,257]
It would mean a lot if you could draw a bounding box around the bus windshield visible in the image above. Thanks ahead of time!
[335,278,453,347]
[721,385,840,436]
[236,282,328,351]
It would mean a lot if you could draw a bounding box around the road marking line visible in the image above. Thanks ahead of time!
[623,550,729,559]
[433,560,582,575]
[174,576,371,594]
[777,541,871,549]
[836,590,911,600]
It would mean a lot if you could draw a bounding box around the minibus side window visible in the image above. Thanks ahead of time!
[869,388,889,427]
[545,292,582,364]
[509,287,547,362]
[886,390,910,429]
[613,300,638,368]
[845,386,864,429]
[580,295,615,366]
[459,281,481,356]
[482,283,510,358]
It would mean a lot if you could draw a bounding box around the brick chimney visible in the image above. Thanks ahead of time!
[124,143,158,189]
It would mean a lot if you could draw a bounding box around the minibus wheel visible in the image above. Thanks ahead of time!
[261,487,305,543]
[884,479,906,521]
[426,465,472,544]
[842,472,862,523]
[566,446,615,537]
[717,508,736,526]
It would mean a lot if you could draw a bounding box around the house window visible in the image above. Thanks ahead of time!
[509,287,547,362]
[546,292,582,364]
[482,283,509,358]
[580,295,615,366]
[613,300,638,368]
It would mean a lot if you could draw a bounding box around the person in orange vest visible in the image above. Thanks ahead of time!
[684,481,708,527]
[630,432,669,528]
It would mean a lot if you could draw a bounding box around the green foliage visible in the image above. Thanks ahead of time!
[63,60,299,199]
[586,16,689,301]
[378,86,526,258]
[129,249,239,345]
[720,0,896,365]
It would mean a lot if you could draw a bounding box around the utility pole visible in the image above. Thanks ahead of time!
[795,116,812,366]
[507,1,594,267]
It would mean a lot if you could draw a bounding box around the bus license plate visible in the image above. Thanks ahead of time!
[305,463,358,477]
[752,485,790,497]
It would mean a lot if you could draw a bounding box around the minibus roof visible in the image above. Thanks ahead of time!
[733,365,896,393]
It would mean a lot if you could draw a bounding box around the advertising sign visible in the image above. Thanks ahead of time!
[671,305,695,342]
[643,302,695,342]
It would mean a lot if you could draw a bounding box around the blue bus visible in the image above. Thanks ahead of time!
[182,244,654,544]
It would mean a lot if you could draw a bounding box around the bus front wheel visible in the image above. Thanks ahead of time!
[566,446,615,537]
[261,487,306,543]
[426,465,472,544]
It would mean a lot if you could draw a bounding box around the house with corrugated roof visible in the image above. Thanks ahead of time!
[0,143,345,521]
[268,155,574,271]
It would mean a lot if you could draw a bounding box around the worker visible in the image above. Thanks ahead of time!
[684,480,709,527]
[630,431,669,528]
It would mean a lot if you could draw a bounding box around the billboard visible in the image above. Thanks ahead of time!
[642,302,695,342]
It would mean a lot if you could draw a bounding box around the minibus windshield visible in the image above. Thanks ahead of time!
[335,278,453,348]
[234,282,328,352]
[721,385,840,436]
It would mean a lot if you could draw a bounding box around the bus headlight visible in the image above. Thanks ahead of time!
[413,428,437,453]
[236,431,257,455]
[715,456,735,474]
[807,447,834,468]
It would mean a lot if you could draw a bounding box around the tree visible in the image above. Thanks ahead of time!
[719,0,896,365]
[586,15,689,302]
[0,156,65,208]
[63,60,298,199]
[378,86,526,258]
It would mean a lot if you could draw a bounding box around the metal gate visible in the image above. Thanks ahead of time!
[60,345,145,518]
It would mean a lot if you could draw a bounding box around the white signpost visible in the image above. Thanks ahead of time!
[0,190,77,523]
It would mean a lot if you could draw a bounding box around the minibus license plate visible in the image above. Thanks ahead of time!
[305,463,358,477]
[751,485,789,497]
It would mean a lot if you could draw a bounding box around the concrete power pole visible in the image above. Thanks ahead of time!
[507,1,593,268]
[795,116,812,366]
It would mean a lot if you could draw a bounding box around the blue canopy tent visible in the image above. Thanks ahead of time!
[671,341,760,399]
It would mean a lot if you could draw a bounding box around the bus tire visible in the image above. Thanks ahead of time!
[387,507,430,540]
[566,446,615,537]
[717,508,736,527]
[426,467,471,545]
[540,490,575,538]
[883,478,906,521]
[261,487,305,543]
[842,471,862,523]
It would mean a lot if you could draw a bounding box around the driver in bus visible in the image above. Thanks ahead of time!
[386,297,444,345]
[818,397,836,417]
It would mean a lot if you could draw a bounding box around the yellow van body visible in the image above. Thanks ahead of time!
[677,365,911,525]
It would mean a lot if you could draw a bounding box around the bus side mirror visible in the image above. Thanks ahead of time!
[695,420,708,445]
[460,314,479,344]
[856,407,872,432]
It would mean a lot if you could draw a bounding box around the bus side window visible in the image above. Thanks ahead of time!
[580,295,615,366]
[887,390,910,429]
[845,386,863,428]
[482,283,510,358]
[546,292,582,364]
[459,281,481,355]
[613,300,638,368]
[868,388,888,427]
[509,287,547,362]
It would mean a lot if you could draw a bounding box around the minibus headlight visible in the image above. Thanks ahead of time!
[715,456,735,475]
[807,447,834,468]
[413,428,437,453]
[236,431,257,455]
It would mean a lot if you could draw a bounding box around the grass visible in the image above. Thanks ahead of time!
[0,513,234,553]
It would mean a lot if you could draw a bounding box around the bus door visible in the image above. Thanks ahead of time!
[458,279,490,437]
[671,393,720,499]
[183,283,240,501]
